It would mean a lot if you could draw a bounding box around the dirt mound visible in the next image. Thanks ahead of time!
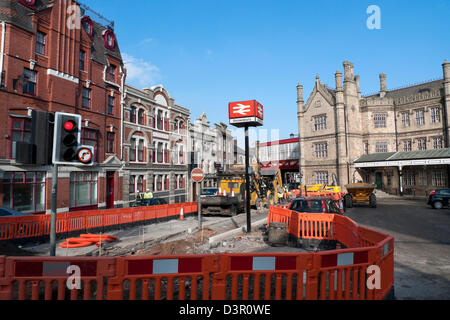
[136,227,217,256]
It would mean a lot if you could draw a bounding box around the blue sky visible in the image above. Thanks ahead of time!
[84,0,450,145]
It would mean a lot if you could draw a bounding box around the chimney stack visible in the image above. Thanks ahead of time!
[343,61,357,97]
[379,74,387,98]
[355,75,361,99]
[297,83,304,113]
[443,60,450,82]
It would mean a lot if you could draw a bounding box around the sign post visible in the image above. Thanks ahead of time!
[191,168,205,229]
[229,100,264,233]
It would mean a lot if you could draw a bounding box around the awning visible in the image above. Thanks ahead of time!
[354,148,450,168]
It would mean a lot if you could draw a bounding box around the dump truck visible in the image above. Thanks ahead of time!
[200,164,285,216]
[344,183,377,208]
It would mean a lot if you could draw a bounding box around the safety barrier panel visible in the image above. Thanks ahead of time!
[0,206,394,300]
[267,206,394,300]
[0,202,198,241]
[106,255,220,300]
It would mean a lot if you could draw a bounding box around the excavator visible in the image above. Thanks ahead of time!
[200,163,285,216]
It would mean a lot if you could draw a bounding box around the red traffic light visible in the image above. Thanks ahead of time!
[64,120,76,132]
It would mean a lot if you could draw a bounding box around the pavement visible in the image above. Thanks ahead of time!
[21,209,270,257]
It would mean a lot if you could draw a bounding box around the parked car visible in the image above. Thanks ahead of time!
[131,197,168,207]
[427,189,450,209]
[0,208,31,217]
[288,197,342,215]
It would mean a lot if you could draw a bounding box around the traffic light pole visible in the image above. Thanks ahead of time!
[50,164,58,256]
[245,125,251,233]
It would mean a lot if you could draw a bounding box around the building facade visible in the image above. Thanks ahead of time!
[188,113,234,200]
[0,0,125,213]
[258,135,300,184]
[122,84,190,206]
[297,60,450,195]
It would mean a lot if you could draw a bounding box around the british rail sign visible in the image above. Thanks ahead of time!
[229,100,264,128]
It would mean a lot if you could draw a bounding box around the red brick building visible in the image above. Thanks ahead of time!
[0,0,125,213]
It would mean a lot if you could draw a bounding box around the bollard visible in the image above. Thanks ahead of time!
[180,208,184,220]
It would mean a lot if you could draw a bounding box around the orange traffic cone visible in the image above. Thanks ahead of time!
[180,208,184,220]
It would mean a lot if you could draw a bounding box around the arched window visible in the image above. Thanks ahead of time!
[156,175,162,191]
[130,106,136,123]
[137,176,144,193]
[138,109,145,125]
[138,140,144,162]
[19,0,36,9]
[164,175,169,190]
[157,110,163,130]
[81,16,94,39]
[157,142,163,163]
[103,29,116,50]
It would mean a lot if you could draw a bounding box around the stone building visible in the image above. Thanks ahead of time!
[297,60,450,196]
[0,0,125,213]
[188,113,234,200]
[122,84,189,206]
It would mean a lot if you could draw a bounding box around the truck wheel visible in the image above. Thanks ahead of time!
[369,194,377,208]
[345,195,353,208]
[231,205,238,216]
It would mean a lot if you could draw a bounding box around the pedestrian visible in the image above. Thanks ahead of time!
[143,188,153,205]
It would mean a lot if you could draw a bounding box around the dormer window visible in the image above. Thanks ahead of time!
[81,16,94,39]
[103,29,116,50]
[19,0,36,9]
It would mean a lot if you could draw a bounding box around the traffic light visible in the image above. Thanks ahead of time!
[32,110,54,165]
[16,110,53,165]
[52,112,83,165]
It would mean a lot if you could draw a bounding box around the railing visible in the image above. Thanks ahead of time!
[0,206,394,300]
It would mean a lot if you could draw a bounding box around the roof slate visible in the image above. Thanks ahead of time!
[354,152,396,163]
[355,148,450,163]
[364,79,444,100]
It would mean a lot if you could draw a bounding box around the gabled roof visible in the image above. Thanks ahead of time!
[303,79,336,112]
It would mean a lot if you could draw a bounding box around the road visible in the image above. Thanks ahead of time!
[345,198,450,300]
[16,198,450,300]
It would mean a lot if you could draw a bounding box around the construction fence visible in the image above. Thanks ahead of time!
[0,205,394,300]
[0,202,197,241]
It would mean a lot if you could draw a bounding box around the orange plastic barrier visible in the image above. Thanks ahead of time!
[267,206,394,300]
[0,202,198,241]
[60,234,118,248]
[0,206,394,301]
[0,257,116,300]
